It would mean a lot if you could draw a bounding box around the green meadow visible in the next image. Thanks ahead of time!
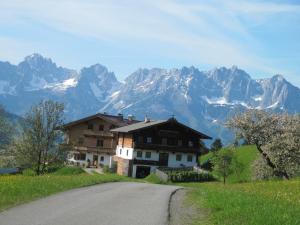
[182,179,300,225]
[0,167,131,211]
[181,145,300,225]
[200,145,259,183]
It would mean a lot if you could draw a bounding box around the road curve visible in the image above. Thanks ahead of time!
[0,182,180,225]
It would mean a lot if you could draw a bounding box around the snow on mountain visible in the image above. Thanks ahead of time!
[0,54,299,143]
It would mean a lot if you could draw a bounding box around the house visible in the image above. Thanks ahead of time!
[111,117,211,178]
[63,113,138,168]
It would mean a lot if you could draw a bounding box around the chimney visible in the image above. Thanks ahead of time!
[144,115,150,123]
[128,114,135,121]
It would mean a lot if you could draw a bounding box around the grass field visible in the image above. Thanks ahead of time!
[0,168,131,211]
[200,145,259,183]
[182,179,300,225]
[182,145,300,224]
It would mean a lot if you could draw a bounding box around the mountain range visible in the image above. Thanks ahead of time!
[1,53,299,143]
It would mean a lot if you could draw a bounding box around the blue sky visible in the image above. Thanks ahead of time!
[0,0,300,87]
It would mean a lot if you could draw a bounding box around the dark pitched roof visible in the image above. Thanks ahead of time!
[63,113,139,129]
[111,118,212,139]
[111,120,166,133]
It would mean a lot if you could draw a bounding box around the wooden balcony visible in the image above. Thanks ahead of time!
[73,145,114,154]
[133,159,161,166]
[83,130,114,138]
[133,143,199,153]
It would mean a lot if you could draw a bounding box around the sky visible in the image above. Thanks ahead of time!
[0,0,300,87]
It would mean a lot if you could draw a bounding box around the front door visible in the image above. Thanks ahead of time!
[93,155,98,167]
[159,153,169,167]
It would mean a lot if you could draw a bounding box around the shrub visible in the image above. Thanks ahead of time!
[201,159,213,171]
[157,167,214,182]
[54,166,85,175]
[168,171,214,182]
[102,165,110,173]
[22,168,36,176]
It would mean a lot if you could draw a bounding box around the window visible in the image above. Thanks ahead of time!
[161,138,167,145]
[110,125,116,130]
[176,154,182,161]
[100,156,104,162]
[138,136,143,143]
[146,137,152,143]
[137,151,143,158]
[126,150,129,156]
[74,153,86,160]
[188,141,194,147]
[78,137,84,145]
[97,139,103,147]
[99,125,104,131]
[145,152,151,159]
[187,155,193,162]
[88,123,93,130]
[120,148,122,155]
[178,139,182,146]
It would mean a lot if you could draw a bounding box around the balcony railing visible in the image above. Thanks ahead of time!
[83,130,114,137]
[133,143,199,153]
[73,145,114,154]
[133,159,166,166]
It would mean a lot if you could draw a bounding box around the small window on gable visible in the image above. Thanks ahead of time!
[176,154,182,161]
[137,151,143,158]
[178,140,182,146]
[161,138,167,145]
[99,125,104,131]
[146,137,152,143]
[97,139,103,147]
[126,150,129,156]
[120,148,122,155]
[145,152,151,159]
[188,141,194,147]
[100,156,104,161]
[88,123,93,130]
[187,155,193,162]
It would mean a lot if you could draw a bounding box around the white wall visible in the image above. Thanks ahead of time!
[133,149,197,168]
[168,153,196,167]
[68,152,111,167]
[116,145,134,159]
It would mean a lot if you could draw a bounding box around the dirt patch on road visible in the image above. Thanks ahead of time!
[169,189,198,225]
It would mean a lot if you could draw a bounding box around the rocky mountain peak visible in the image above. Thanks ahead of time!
[0,54,299,143]
[80,64,118,84]
[20,53,56,70]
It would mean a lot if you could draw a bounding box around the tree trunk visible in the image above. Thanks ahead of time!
[256,144,289,180]
[37,148,42,175]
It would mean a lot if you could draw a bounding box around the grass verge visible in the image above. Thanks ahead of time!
[0,173,132,212]
[181,179,300,225]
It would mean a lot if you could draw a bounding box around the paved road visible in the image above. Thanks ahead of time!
[0,182,180,225]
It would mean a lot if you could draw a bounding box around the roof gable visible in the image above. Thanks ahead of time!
[63,113,138,129]
[111,118,212,139]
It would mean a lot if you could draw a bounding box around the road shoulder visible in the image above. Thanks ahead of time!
[169,189,199,225]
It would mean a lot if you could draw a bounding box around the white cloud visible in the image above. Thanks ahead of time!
[0,0,299,86]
